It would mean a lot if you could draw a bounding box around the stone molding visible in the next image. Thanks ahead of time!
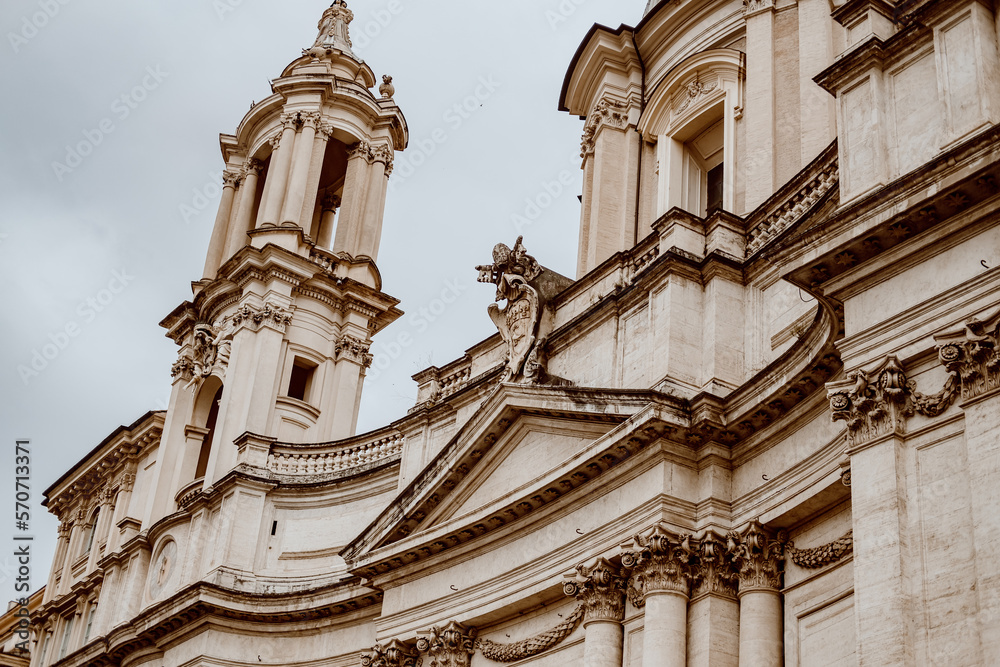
[335,334,374,368]
[361,639,420,667]
[621,524,695,603]
[935,309,1000,402]
[827,354,960,448]
[416,621,476,667]
[563,557,626,623]
[475,606,584,662]
[580,97,632,159]
[729,520,785,594]
[747,160,839,256]
[784,529,854,569]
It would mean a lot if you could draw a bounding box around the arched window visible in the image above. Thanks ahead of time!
[639,49,744,218]
[195,385,223,480]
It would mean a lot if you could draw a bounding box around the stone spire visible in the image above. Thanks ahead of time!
[305,1,355,60]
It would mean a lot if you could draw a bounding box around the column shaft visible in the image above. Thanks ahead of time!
[687,595,739,667]
[642,591,688,667]
[583,620,624,667]
[334,149,373,256]
[202,172,238,279]
[358,159,388,259]
[259,122,297,226]
[226,163,260,259]
[300,125,331,233]
[279,115,318,226]
[737,590,782,667]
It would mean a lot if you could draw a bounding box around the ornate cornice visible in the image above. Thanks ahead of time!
[621,524,695,603]
[361,639,420,667]
[563,557,626,624]
[729,520,785,594]
[416,621,476,667]
[935,309,1000,402]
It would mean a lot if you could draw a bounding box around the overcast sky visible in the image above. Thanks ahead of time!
[0,0,643,604]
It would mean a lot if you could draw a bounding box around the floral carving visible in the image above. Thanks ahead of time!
[675,77,718,115]
[934,310,1000,402]
[475,606,583,662]
[361,639,420,667]
[563,557,626,623]
[416,621,476,667]
[691,531,739,599]
[728,520,786,593]
[621,524,695,604]
[827,355,960,447]
[580,97,631,159]
[336,334,373,367]
[231,302,293,333]
[784,530,854,569]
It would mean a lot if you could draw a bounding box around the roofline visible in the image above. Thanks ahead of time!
[43,410,165,501]
[558,22,635,113]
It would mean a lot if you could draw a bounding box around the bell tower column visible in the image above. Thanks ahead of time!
[258,114,298,227]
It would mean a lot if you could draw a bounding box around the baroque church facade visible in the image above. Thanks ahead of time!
[15,0,1000,665]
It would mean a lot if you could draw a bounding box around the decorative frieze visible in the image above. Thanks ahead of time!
[935,310,1000,402]
[336,334,374,367]
[475,606,584,662]
[620,524,695,605]
[416,621,476,667]
[563,557,626,623]
[361,639,420,667]
[785,529,854,569]
[728,520,786,593]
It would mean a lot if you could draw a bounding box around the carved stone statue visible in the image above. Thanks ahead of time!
[380,75,395,98]
[476,237,571,384]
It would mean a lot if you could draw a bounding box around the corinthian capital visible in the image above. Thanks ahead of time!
[563,557,626,623]
[728,521,786,594]
[335,334,373,367]
[691,531,738,599]
[827,356,911,448]
[935,309,1000,402]
[222,170,240,188]
[620,524,695,605]
[415,621,476,667]
[361,639,419,667]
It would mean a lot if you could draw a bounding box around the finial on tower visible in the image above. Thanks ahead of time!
[305,1,355,60]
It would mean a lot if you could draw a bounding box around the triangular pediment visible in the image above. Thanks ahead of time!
[342,383,693,575]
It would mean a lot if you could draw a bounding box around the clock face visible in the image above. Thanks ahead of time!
[148,540,178,600]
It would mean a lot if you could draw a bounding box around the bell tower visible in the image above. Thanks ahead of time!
[146,1,407,525]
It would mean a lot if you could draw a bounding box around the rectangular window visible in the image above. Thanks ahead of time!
[707,163,724,214]
[84,603,97,643]
[287,358,317,402]
[58,616,74,659]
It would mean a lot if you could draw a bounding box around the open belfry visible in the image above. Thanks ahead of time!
[16,0,1000,665]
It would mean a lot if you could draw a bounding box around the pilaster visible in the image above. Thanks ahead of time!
[743,0,777,210]
[688,532,739,667]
